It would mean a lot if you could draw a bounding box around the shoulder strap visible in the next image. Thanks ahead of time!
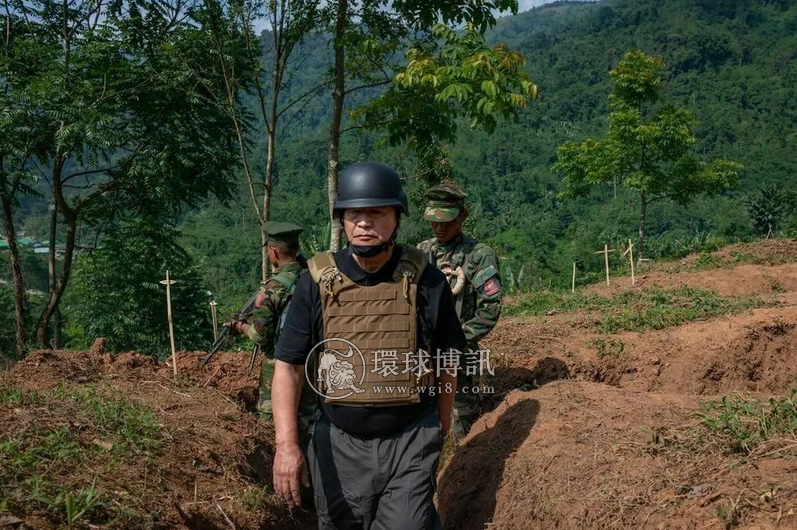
[394,244,427,285]
[308,251,337,283]
[308,251,344,299]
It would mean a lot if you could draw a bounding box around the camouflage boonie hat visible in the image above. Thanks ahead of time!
[262,221,303,245]
[424,183,467,222]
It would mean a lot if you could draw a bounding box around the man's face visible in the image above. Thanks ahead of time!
[342,206,397,246]
[430,212,465,244]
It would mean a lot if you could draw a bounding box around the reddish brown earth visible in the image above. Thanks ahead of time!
[587,262,797,298]
[485,305,797,397]
[0,349,315,530]
[588,239,797,298]
[2,240,796,529]
[439,383,796,530]
[438,240,797,529]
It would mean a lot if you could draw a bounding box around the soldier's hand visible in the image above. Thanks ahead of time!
[223,320,248,336]
[273,442,309,508]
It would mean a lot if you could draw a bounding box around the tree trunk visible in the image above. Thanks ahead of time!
[53,307,62,349]
[0,179,28,357]
[36,156,77,347]
[2,0,27,357]
[261,128,274,283]
[36,217,76,347]
[48,201,61,348]
[637,191,647,265]
[327,0,347,252]
[262,89,277,283]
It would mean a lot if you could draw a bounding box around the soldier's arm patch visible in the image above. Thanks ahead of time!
[470,263,498,289]
[484,278,499,297]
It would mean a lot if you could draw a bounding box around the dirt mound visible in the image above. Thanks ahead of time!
[674,239,797,268]
[9,347,263,407]
[486,305,797,398]
[114,350,161,369]
[584,239,797,298]
[439,382,797,530]
[0,349,312,530]
[588,262,797,298]
[164,351,263,411]
[10,349,106,387]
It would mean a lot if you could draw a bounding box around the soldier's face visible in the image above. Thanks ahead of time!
[431,213,465,244]
[342,207,398,246]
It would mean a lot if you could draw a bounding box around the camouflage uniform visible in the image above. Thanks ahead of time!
[247,222,316,435]
[418,184,502,439]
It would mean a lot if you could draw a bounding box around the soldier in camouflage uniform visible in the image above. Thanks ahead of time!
[228,221,316,436]
[418,184,502,440]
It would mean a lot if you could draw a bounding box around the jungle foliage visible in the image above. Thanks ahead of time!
[2,0,796,357]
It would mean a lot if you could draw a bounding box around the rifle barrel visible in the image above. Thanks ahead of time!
[200,290,261,367]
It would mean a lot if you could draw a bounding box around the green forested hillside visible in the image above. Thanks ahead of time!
[436,0,797,285]
[179,0,797,299]
[3,0,796,355]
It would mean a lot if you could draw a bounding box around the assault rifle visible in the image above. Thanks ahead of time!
[200,290,260,367]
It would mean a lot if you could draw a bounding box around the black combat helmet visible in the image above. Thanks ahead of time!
[334,162,409,216]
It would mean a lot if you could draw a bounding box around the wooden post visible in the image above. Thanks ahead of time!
[595,244,615,286]
[622,239,635,286]
[210,300,219,341]
[571,262,576,293]
[160,271,178,377]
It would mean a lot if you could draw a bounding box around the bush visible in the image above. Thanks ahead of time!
[68,218,212,358]
[744,184,797,236]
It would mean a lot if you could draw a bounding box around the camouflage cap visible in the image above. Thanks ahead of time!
[424,183,467,222]
[262,221,303,245]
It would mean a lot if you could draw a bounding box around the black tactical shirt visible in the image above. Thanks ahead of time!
[275,244,466,437]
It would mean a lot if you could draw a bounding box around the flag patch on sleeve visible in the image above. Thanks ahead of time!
[484,278,499,296]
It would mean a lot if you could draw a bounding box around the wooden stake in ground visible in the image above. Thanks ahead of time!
[160,270,178,377]
[210,300,219,341]
[621,239,636,286]
[571,262,576,293]
[595,244,615,286]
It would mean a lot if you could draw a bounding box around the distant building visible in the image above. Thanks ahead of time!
[0,238,52,253]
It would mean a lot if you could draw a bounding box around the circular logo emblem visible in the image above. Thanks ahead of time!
[305,338,367,400]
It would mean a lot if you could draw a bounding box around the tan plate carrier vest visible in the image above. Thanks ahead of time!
[308,245,432,407]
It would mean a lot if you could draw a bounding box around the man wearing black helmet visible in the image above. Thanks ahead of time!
[271,162,466,529]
